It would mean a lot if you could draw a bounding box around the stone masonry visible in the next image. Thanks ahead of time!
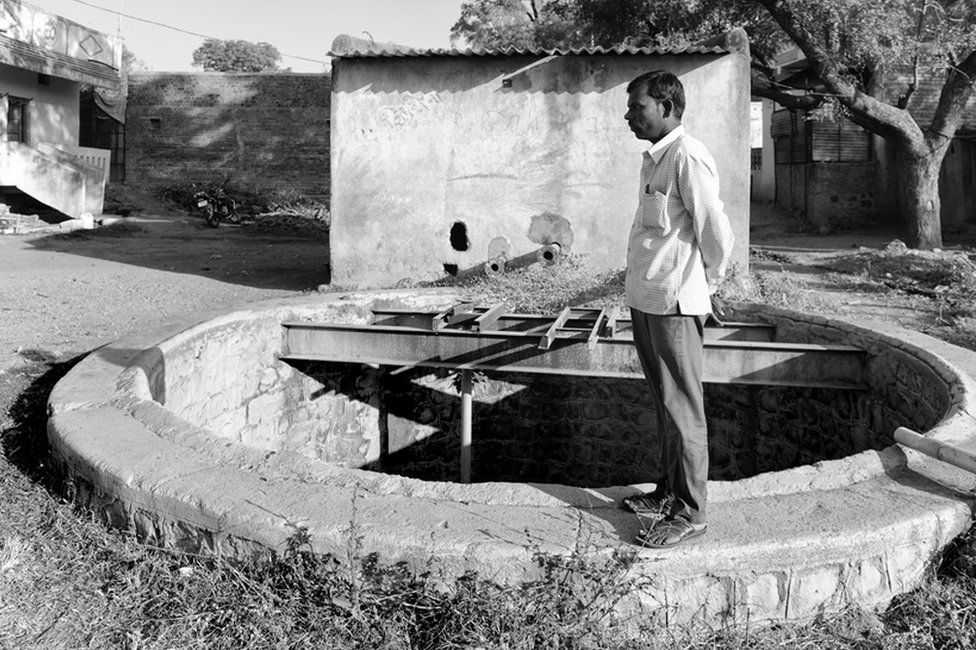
[125,72,331,200]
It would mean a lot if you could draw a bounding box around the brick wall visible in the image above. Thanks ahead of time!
[289,367,885,487]
[806,162,880,231]
[775,161,880,232]
[125,72,331,200]
[885,65,976,131]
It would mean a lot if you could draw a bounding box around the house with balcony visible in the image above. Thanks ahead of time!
[0,0,120,219]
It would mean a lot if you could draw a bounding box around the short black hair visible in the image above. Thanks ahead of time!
[627,70,685,119]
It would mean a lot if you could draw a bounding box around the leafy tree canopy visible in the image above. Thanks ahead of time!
[451,0,777,59]
[191,39,281,73]
[122,46,147,74]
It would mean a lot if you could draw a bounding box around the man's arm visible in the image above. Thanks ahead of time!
[675,149,735,293]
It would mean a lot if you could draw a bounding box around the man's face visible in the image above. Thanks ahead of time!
[625,85,669,143]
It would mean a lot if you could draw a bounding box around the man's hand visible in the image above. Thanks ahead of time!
[708,295,729,326]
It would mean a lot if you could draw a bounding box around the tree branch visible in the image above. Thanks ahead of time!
[751,72,823,110]
[754,0,925,151]
[898,0,930,109]
[928,48,976,145]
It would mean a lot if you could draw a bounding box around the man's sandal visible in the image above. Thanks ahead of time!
[635,519,707,548]
[620,492,673,515]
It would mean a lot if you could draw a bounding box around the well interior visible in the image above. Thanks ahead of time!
[155,297,951,488]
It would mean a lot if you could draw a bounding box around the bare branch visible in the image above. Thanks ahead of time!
[899,58,921,108]
[898,0,931,108]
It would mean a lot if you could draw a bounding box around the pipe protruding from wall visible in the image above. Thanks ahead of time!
[484,256,507,277]
[537,242,562,266]
[485,235,512,277]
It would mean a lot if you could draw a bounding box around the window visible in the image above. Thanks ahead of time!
[6,97,29,143]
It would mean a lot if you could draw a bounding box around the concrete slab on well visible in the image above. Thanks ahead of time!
[47,291,976,629]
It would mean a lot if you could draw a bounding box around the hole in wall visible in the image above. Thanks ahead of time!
[449,222,470,252]
[443,263,459,276]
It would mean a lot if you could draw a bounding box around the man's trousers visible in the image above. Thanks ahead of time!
[629,308,709,525]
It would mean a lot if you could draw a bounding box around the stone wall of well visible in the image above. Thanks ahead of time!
[282,368,892,486]
[153,299,952,488]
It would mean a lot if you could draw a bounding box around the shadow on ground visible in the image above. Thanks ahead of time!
[25,213,332,292]
[0,351,82,494]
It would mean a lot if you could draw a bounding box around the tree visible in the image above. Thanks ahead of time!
[122,46,148,73]
[451,1,768,51]
[451,0,976,248]
[750,0,976,248]
[191,39,281,73]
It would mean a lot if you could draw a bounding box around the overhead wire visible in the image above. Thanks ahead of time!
[54,0,328,65]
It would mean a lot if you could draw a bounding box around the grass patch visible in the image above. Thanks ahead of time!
[816,249,976,350]
[816,250,976,309]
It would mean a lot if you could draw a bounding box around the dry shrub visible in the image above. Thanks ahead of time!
[432,252,624,313]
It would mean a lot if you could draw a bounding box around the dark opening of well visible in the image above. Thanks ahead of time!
[294,363,895,488]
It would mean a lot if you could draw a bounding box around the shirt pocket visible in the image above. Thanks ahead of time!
[641,190,669,231]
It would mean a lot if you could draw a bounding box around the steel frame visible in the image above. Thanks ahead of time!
[279,303,867,483]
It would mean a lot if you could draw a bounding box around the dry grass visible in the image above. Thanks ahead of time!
[814,248,976,349]
[431,252,625,313]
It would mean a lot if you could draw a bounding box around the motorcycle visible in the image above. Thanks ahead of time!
[193,184,240,227]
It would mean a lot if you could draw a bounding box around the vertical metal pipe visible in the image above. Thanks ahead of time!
[460,369,473,483]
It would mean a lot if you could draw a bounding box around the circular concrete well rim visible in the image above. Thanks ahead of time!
[47,290,976,628]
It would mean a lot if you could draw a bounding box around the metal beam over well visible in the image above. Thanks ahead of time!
[280,305,867,390]
[280,305,867,482]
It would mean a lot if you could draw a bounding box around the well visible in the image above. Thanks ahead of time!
[47,290,976,627]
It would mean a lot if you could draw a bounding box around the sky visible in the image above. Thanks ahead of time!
[31,0,467,72]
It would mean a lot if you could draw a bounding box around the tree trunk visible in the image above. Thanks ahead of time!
[894,145,946,249]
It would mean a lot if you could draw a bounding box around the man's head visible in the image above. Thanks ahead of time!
[625,70,685,143]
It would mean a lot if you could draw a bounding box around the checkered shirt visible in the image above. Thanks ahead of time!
[624,125,735,315]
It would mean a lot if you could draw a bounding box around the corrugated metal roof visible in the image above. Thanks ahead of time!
[331,43,729,58]
[329,34,742,59]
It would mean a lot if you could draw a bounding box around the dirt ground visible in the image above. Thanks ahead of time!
[0,204,331,368]
[0,198,972,370]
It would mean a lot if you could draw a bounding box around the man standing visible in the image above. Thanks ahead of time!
[619,70,735,549]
